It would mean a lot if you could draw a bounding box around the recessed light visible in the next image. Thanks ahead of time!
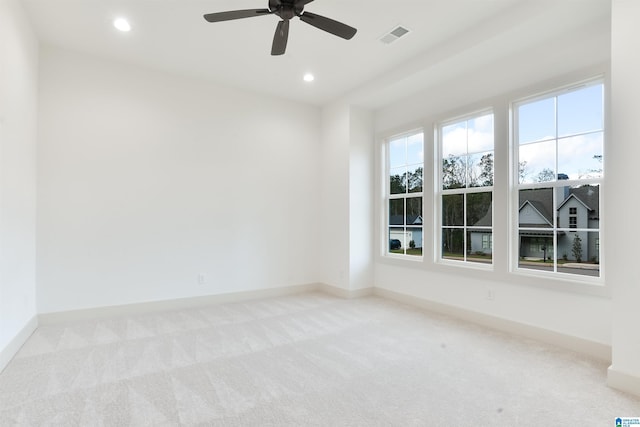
[303,73,315,82]
[113,18,131,32]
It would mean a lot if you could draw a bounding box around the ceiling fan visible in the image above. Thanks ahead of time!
[203,0,357,56]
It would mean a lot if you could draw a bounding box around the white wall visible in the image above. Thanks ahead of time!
[319,104,374,293]
[37,46,322,313]
[319,104,350,290]
[372,15,613,348]
[608,0,640,395]
[348,107,374,291]
[0,0,39,366]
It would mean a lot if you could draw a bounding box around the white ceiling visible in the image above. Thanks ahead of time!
[22,0,610,108]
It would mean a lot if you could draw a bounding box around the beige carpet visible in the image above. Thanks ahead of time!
[1,292,638,426]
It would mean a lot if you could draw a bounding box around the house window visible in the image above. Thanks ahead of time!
[514,79,603,278]
[569,207,577,229]
[439,111,494,265]
[386,131,424,257]
[482,234,493,250]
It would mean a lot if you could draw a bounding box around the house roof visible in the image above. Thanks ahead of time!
[473,208,493,227]
[389,215,423,226]
[564,185,600,218]
[519,188,554,224]
[524,200,554,226]
[518,185,600,226]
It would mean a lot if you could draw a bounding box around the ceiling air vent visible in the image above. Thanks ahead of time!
[380,26,410,45]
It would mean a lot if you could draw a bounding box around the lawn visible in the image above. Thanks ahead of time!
[390,248,423,256]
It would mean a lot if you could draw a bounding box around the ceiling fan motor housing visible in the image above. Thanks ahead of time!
[270,0,303,20]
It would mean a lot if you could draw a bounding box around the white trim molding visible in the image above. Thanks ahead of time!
[374,287,611,362]
[319,283,374,299]
[39,283,322,325]
[607,366,640,397]
[0,316,38,374]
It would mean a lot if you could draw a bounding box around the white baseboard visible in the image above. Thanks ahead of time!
[39,283,322,325]
[0,316,38,374]
[319,283,374,299]
[374,287,612,362]
[608,366,640,397]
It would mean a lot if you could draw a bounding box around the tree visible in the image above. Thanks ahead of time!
[477,153,494,186]
[582,154,603,178]
[536,168,555,183]
[390,173,406,194]
[518,161,529,182]
[572,234,583,263]
[407,167,423,192]
[442,155,465,189]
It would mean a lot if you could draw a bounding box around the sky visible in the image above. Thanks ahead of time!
[387,82,604,184]
[389,132,424,186]
[518,83,604,182]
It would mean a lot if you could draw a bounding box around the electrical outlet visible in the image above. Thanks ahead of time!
[198,273,206,285]
[486,288,495,301]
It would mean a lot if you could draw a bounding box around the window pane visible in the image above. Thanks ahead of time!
[557,133,604,180]
[389,167,406,194]
[407,133,424,165]
[442,228,464,260]
[408,165,423,193]
[389,199,404,225]
[389,228,404,253]
[468,152,494,187]
[519,140,556,184]
[406,197,423,225]
[468,114,494,153]
[442,155,467,189]
[442,122,467,157]
[518,97,555,144]
[518,188,554,228]
[442,194,464,226]
[557,184,599,230]
[467,192,492,227]
[387,131,424,259]
[558,84,603,137]
[389,138,406,169]
[406,227,423,257]
[518,234,554,271]
[467,230,492,264]
[557,231,600,277]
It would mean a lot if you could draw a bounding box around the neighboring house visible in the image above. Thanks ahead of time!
[517,185,599,262]
[389,215,423,249]
[468,208,493,255]
[466,185,599,262]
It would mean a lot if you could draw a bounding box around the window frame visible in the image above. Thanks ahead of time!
[436,109,495,268]
[375,71,608,296]
[511,77,604,283]
[384,129,425,259]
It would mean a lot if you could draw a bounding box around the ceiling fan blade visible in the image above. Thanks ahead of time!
[204,9,271,23]
[271,20,290,56]
[299,12,357,40]
[295,0,315,6]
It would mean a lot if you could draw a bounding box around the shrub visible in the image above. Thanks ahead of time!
[572,234,583,263]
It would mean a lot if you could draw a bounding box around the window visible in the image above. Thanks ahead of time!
[439,112,494,265]
[386,131,424,257]
[482,234,493,250]
[514,80,603,277]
